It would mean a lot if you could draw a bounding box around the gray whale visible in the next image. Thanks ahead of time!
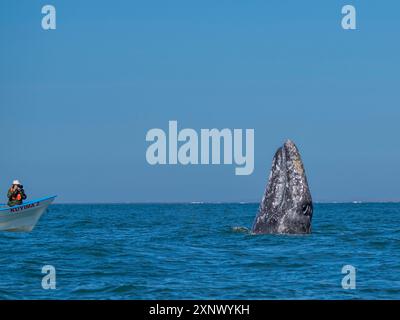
[251,140,313,234]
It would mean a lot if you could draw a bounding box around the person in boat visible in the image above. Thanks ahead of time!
[7,180,27,207]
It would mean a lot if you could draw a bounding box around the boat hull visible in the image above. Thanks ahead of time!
[0,196,56,232]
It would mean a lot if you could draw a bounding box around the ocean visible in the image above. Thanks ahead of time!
[0,203,399,299]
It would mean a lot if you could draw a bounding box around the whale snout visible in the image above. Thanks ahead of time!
[251,140,313,235]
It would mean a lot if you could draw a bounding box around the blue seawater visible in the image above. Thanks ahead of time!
[0,203,399,299]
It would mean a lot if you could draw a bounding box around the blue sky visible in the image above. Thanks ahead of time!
[1,0,399,203]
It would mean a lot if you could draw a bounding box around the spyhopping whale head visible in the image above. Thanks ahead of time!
[251,140,313,234]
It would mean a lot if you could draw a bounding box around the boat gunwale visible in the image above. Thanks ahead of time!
[0,196,57,212]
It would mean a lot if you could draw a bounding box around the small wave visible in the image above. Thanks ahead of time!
[231,226,250,233]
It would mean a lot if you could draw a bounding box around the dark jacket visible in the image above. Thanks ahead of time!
[7,187,27,207]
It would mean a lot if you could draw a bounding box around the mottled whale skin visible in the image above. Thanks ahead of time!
[251,140,313,234]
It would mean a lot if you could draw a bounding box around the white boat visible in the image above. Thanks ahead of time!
[0,196,56,232]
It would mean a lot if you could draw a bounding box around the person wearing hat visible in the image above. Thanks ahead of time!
[7,180,27,207]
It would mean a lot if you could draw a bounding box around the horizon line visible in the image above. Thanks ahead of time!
[47,200,400,205]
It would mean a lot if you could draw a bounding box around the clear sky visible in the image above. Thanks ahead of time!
[1,0,399,203]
